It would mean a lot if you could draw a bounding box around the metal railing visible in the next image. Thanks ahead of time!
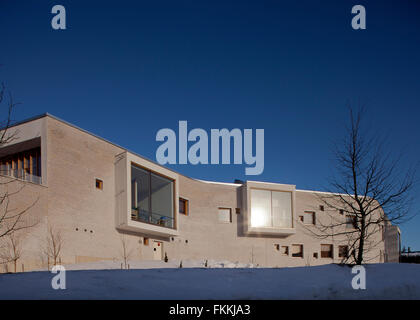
[0,166,42,184]
[131,208,175,229]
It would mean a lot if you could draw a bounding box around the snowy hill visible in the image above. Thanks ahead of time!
[1,262,420,299]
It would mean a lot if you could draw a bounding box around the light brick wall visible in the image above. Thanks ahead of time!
[0,115,388,271]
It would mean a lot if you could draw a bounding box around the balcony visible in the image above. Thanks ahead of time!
[0,166,42,184]
[131,208,175,229]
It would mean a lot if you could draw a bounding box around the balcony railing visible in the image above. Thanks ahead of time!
[131,208,175,229]
[0,166,42,184]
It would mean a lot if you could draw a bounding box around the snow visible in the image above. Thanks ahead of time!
[31,259,257,271]
[0,262,420,299]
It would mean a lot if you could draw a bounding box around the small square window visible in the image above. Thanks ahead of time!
[218,208,232,223]
[143,238,149,246]
[95,179,103,190]
[235,208,241,214]
[281,246,289,256]
[179,198,189,215]
[292,244,303,258]
[321,244,333,258]
[319,205,324,211]
[339,245,349,258]
[299,215,304,222]
[313,252,318,259]
[339,209,344,215]
[303,211,316,225]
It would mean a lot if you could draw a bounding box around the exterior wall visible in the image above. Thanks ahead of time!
[0,115,393,272]
[384,225,401,263]
[162,179,385,267]
[45,117,131,265]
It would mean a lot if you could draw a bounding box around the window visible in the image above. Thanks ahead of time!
[0,147,41,184]
[179,198,189,215]
[274,244,280,251]
[299,215,304,222]
[339,245,349,258]
[313,252,318,259]
[131,164,175,229]
[319,205,324,211]
[303,211,315,225]
[95,179,103,190]
[339,209,344,215]
[250,189,292,228]
[143,237,149,245]
[321,244,333,258]
[346,215,357,229]
[281,246,289,256]
[292,244,303,258]
[218,208,232,223]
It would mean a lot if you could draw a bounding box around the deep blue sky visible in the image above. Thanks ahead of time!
[1,1,419,248]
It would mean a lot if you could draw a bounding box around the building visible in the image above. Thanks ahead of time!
[0,114,400,272]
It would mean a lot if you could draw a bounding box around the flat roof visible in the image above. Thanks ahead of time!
[6,113,338,195]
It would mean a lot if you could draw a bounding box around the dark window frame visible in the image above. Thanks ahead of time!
[95,178,103,190]
[321,244,333,258]
[131,163,176,230]
[179,197,189,215]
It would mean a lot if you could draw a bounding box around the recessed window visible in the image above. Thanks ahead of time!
[313,252,318,259]
[235,208,241,214]
[303,211,316,225]
[339,209,344,215]
[250,189,292,228]
[291,244,303,258]
[319,205,324,211]
[95,179,103,190]
[131,164,175,229]
[143,238,149,245]
[0,147,41,184]
[179,198,189,215]
[281,246,289,256]
[321,244,333,258]
[339,245,349,258]
[218,208,232,223]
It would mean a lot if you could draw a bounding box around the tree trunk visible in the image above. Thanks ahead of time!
[356,216,366,264]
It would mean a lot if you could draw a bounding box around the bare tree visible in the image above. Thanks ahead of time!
[43,226,63,268]
[0,82,19,147]
[0,232,22,272]
[0,81,38,239]
[308,107,416,265]
[120,235,134,269]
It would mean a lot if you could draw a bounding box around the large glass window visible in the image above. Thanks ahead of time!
[250,189,292,228]
[131,164,174,229]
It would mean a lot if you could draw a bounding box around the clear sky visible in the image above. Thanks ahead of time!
[1,1,419,249]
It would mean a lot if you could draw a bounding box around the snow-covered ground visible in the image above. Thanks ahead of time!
[42,259,257,271]
[1,261,420,299]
